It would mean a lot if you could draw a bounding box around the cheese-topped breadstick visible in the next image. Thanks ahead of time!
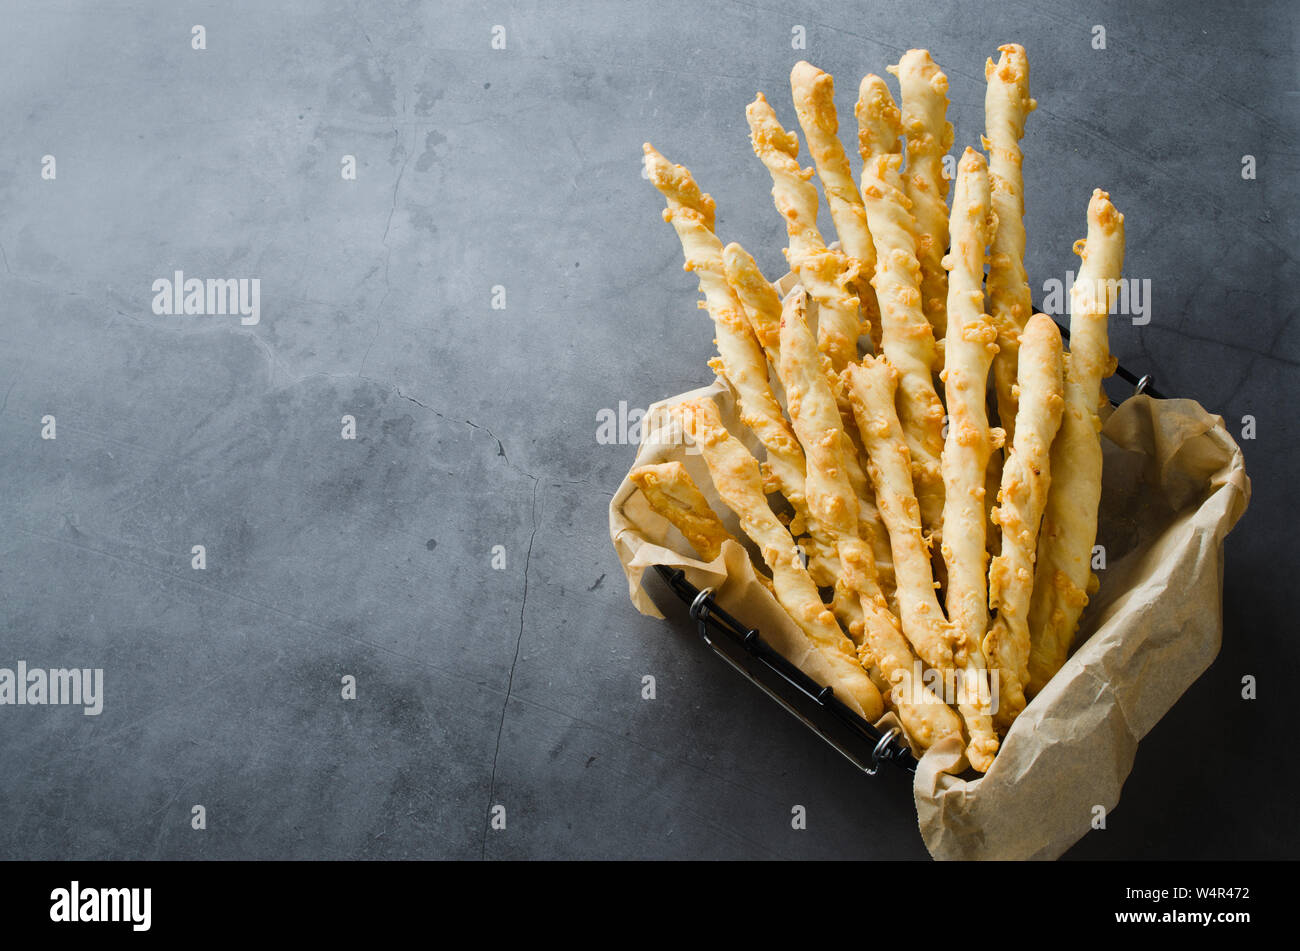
[839,542,962,751]
[842,444,897,601]
[742,98,897,575]
[774,289,869,639]
[728,289,888,624]
[851,76,907,556]
[855,73,903,161]
[984,44,1037,447]
[888,50,954,344]
[716,243,867,589]
[939,148,1001,771]
[630,462,734,561]
[779,292,960,750]
[632,459,777,597]
[779,292,857,542]
[745,93,862,374]
[785,289,898,600]
[843,356,955,673]
[855,77,946,545]
[984,314,1065,726]
[678,398,884,721]
[721,242,783,366]
[790,61,881,350]
[723,246,889,585]
[643,144,816,542]
[1026,190,1125,696]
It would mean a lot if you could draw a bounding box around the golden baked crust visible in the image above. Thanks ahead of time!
[1026,190,1125,695]
[984,44,1037,448]
[843,357,955,674]
[630,461,735,563]
[840,539,962,751]
[888,50,954,345]
[985,314,1065,725]
[856,80,946,547]
[775,289,868,637]
[721,242,783,367]
[643,144,819,545]
[790,61,881,350]
[779,289,858,541]
[854,73,903,163]
[938,148,1001,770]
[745,93,862,375]
[743,95,899,588]
[632,46,1137,767]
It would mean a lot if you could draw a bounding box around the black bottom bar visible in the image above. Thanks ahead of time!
[1,859,1280,937]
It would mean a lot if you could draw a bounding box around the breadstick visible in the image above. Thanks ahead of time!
[888,50,953,344]
[643,144,815,544]
[984,314,1065,726]
[726,288,856,634]
[790,61,881,350]
[717,243,871,590]
[779,293,959,750]
[778,290,857,541]
[773,288,869,639]
[742,97,896,573]
[843,357,955,674]
[984,44,1037,447]
[841,537,963,752]
[1026,190,1125,695]
[722,244,889,591]
[775,290,894,620]
[721,242,783,366]
[678,398,884,721]
[851,76,922,589]
[630,461,735,561]
[855,73,903,161]
[722,133,894,595]
[782,289,897,600]
[842,443,897,602]
[856,80,946,545]
[937,149,1001,770]
[745,93,862,374]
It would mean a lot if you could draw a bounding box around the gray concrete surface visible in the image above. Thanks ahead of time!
[0,1,1295,859]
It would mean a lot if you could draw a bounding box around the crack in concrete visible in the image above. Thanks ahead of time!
[481,475,540,860]
[394,386,512,467]
[358,87,412,377]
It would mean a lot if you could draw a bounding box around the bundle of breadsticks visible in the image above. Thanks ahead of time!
[632,45,1126,774]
